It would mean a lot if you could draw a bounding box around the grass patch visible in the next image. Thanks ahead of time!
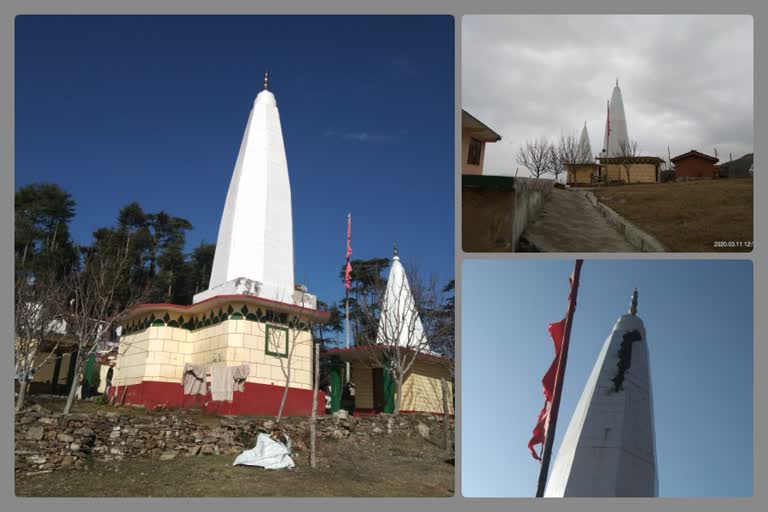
[592,178,753,252]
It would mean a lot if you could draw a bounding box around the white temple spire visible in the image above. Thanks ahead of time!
[602,81,630,157]
[376,246,427,349]
[578,123,593,163]
[194,77,298,305]
[544,289,657,497]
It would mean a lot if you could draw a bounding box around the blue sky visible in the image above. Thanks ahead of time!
[461,259,753,497]
[15,15,455,314]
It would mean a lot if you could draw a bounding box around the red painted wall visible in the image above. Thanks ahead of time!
[675,156,717,178]
[109,381,326,417]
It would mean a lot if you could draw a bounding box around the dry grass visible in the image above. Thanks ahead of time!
[592,178,753,252]
[16,437,454,497]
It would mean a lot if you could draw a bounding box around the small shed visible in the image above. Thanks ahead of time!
[671,150,719,179]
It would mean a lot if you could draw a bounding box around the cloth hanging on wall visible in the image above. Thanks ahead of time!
[183,364,208,396]
[211,364,251,401]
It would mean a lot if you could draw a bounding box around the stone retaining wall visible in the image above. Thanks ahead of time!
[15,403,452,476]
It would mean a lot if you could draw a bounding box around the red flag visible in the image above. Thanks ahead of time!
[528,319,566,460]
[344,213,352,290]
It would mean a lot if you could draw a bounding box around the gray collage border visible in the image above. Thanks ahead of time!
[1,1,764,511]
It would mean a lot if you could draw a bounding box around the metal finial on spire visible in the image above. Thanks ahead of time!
[393,242,398,257]
[263,70,269,90]
[616,77,619,87]
[629,288,638,316]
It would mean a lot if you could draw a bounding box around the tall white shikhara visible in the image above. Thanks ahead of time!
[602,81,630,158]
[376,247,427,349]
[194,74,296,305]
[545,290,658,497]
[578,122,593,163]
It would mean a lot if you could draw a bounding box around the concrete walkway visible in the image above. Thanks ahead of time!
[521,188,635,252]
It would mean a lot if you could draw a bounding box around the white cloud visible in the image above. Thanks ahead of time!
[462,15,753,176]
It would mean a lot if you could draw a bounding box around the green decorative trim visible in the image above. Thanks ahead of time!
[122,302,303,335]
[265,324,289,358]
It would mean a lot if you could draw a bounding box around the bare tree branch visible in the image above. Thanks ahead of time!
[616,138,639,184]
[517,137,556,179]
[61,234,148,414]
[14,268,69,411]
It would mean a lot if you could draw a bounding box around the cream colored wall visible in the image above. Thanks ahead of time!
[30,352,72,385]
[31,352,57,383]
[114,317,313,391]
[401,360,453,414]
[351,363,374,410]
[97,364,111,393]
[462,127,485,175]
[568,165,596,185]
[606,163,657,183]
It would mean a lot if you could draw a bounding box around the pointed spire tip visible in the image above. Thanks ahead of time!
[263,70,269,90]
[629,288,638,316]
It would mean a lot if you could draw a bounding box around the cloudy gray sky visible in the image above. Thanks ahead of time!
[462,15,753,176]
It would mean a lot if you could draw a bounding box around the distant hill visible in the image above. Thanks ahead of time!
[718,153,753,178]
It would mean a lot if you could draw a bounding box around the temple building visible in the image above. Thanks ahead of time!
[569,81,663,185]
[111,74,329,416]
[567,122,600,185]
[545,290,658,497]
[326,246,453,415]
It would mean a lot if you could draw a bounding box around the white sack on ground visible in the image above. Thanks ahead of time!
[233,433,295,470]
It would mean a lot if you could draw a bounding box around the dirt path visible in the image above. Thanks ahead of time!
[521,188,635,252]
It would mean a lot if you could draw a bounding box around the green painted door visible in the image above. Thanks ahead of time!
[330,367,342,412]
[383,363,395,414]
[84,353,96,398]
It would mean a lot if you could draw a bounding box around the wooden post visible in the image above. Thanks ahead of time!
[310,342,320,468]
[441,377,451,456]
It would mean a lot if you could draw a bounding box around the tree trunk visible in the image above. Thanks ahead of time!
[62,354,82,415]
[441,377,451,456]
[394,373,404,415]
[15,376,28,412]
[276,366,290,423]
[310,343,320,468]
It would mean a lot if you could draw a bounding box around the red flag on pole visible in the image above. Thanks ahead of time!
[527,264,582,462]
[533,261,583,496]
[344,213,352,290]
[528,319,566,460]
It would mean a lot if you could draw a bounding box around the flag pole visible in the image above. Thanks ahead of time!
[345,288,350,383]
[345,213,351,384]
[535,259,584,497]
